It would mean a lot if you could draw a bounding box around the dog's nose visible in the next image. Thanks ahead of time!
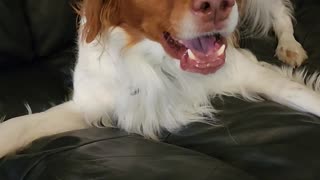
[192,0,235,22]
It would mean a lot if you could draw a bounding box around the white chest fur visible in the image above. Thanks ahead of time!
[72,28,243,139]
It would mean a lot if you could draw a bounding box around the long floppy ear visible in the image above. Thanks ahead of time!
[230,0,246,48]
[230,29,240,48]
[79,0,121,43]
[236,0,245,17]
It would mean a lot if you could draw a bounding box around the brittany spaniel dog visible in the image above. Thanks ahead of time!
[0,0,317,157]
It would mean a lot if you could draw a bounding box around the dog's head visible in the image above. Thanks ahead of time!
[80,0,240,74]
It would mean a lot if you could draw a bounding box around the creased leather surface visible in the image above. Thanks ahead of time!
[0,128,256,180]
[166,97,320,180]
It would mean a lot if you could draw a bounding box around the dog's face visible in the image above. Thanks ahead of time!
[81,0,239,74]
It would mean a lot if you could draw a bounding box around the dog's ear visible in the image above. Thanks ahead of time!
[231,29,240,48]
[79,0,121,43]
[229,0,243,48]
[236,0,245,17]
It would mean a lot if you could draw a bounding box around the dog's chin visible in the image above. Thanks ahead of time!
[160,31,228,75]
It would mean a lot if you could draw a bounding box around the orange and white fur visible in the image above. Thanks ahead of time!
[0,0,317,158]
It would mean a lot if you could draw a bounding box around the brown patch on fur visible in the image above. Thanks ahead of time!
[121,25,144,48]
[77,0,243,49]
[77,0,191,45]
[236,0,245,17]
[286,49,298,59]
[77,0,121,43]
[230,30,240,48]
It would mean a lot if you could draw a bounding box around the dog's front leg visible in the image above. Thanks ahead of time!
[0,101,89,158]
[223,49,320,117]
[272,0,308,67]
[245,63,320,117]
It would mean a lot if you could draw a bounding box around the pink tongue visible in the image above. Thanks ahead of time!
[179,35,226,75]
[184,36,220,61]
[190,36,216,53]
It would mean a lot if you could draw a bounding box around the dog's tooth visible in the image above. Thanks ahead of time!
[187,49,196,60]
[217,44,226,56]
[174,41,180,47]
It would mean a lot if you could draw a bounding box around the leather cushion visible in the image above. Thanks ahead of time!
[0,129,256,180]
[0,0,33,64]
[24,0,77,59]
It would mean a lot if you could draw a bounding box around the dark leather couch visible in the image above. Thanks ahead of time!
[0,0,320,179]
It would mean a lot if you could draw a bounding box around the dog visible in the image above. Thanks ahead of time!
[0,0,317,158]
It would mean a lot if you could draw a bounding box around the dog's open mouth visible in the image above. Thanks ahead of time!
[162,32,227,75]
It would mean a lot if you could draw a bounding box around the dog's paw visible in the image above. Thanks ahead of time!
[276,38,308,67]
